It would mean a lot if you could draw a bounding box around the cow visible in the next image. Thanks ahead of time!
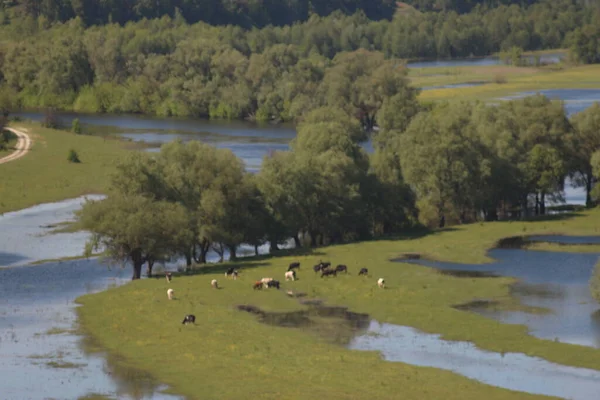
[267,280,281,289]
[358,268,368,276]
[321,269,337,278]
[335,264,348,274]
[167,288,174,300]
[182,315,196,325]
[285,270,296,281]
[313,264,323,273]
[225,268,239,280]
[288,262,300,271]
[211,279,219,289]
[377,278,385,289]
[165,272,172,282]
[253,281,263,290]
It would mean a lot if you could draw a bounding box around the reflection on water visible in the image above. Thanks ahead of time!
[398,235,600,348]
[349,321,600,400]
[0,259,184,400]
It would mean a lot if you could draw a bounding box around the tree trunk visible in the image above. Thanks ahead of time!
[196,238,210,264]
[486,208,498,222]
[534,193,539,216]
[586,172,594,208]
[146,259,155,277]
[254,244,259,256]
[228,244,237,261]
[185,251,192,267]
[269,240,279,253]
[131,250,144,280]
[540,192,546,215]
[293,234,301,248]
[310,231,317,247]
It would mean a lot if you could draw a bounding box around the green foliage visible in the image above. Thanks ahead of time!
[67,149,81,163]
[591,261,600,302]
[77,194,193,279]
[71,118,82,134]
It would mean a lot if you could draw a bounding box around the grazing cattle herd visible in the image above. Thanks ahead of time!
[167,260,385,323]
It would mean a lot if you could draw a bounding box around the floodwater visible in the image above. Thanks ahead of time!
[420,81,487,91]
[406,52,565,69]
[397,235,600,348]
[11,111,583,204]
[499,88,600,118]
[348,321,600,400]
[0,195,104,268]
[0,258,185,400]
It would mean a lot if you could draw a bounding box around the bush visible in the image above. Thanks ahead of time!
[72,118,82,134]
[591,262,600,303]
[42,109,61,129]
[493,74,507,84]
[67,149,81,163]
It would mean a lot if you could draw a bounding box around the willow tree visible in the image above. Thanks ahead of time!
[77,194,192,280]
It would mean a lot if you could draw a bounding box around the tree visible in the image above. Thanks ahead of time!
[570,103,600,207]
[591,261,600,303]
[77,195,193,280]
[398,102,490,226]
[72,118,82,134]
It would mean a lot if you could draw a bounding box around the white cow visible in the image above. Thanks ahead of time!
[285,271,296,281]
[167,288,174,300]
[377,278,385,289]
[211,279,219,289]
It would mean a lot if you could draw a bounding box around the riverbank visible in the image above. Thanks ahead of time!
[77,209,600,400]
[0,123,129,215]
[417,64,600,101]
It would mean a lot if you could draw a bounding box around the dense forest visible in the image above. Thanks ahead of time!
[0,0,599,120]
[79,96,600,278]
[4,0,596,27]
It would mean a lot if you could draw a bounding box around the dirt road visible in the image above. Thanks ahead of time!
[0,127,31,165]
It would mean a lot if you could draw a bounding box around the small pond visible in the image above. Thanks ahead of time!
[420,81,487,91]
[395,235,600,348]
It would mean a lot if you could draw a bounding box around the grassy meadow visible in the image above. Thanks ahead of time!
[0,122,130,214]
[413,64,600,102]
[77,209,600,400]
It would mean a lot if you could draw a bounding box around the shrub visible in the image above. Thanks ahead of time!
[591,261,600,303]
[42,109,61,129]
[67,149,81,163]
[493,74,507,84]
[72,118,82,134]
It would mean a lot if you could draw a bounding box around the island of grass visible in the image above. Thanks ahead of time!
[77,209,600,400]
[0,122,131,215]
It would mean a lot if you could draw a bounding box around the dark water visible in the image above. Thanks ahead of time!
[406,52,565,69]
[0,258,184,400]
[397,235,600,348]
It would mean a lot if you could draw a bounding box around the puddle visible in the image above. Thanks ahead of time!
[237,304,370,345]
[349,321,600,400]
[396,235,600,347]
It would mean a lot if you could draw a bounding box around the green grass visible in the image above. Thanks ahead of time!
[414,64,600,101]
[77,210,600,400]
[0,122,130,214]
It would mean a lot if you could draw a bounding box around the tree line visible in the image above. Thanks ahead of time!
[0,0,599,122]
[78,90,600,279]
[5,0,592,28]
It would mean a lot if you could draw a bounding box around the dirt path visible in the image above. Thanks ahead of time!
[0,127,32,165]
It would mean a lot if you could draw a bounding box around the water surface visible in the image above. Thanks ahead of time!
[349,321,600,400]
[398,236,600,348]
[407,52,565,69]
[0,259,184,400]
